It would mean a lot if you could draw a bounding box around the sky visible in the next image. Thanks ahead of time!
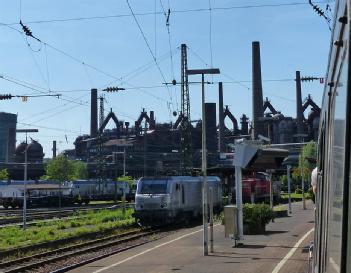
[0,0,334,157]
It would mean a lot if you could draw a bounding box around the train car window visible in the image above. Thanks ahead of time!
[138,180,168,194]
[325,48,348,273]
[256,173,266,180]
[347,144,351,273]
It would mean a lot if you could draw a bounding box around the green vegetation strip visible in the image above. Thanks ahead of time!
[0,208,135,251]
[281,193,312,199]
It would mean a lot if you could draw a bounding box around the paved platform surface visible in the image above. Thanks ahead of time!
[69,201,315,273]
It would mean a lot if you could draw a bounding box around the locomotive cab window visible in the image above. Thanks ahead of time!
[138,180,168,194]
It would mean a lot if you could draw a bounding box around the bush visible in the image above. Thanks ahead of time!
[243,203,274,227]
[295,188,302,194]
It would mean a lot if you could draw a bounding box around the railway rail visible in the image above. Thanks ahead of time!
[0,227,170,273]
[0,203,134,227]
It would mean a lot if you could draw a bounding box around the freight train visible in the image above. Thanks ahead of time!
[312,0,351,272]
[134,176,222,225]
[0,179,133,208]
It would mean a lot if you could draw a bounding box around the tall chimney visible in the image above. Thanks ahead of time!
[90,88,98,137]
[295,71,304,136]
[218,82,225,152]
[52,140,57,158]
[252,41,264,139]
[205,103,217,153]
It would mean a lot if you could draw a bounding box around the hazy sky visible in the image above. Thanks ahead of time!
[0,0,333,157]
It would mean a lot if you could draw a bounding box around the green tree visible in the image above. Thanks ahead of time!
[293,141,317,183]
[45,155,75,213]
[46,155,75,182]
[0,169,9,180]
[72,161,88,180]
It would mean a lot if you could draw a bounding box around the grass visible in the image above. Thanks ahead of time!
[0,208,135,251]
[281,193,303,199]
[281,193,313,200]
[88,200,119,205]
[273,205,287,212]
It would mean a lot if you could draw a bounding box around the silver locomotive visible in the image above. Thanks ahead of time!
[134,176,222,225]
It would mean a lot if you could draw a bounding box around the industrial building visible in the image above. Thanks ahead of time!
[0,112,17,163]
[0,111,45,180]
[0,42,320,181]
[64,42,320,179]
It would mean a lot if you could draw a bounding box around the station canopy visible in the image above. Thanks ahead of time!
[234,142,289,171]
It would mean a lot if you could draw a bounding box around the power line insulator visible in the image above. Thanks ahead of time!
[0,94,12,100]
[103,86,125,92]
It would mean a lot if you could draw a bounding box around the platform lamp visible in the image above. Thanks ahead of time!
[16,129,38,230]
[186,68,220,256]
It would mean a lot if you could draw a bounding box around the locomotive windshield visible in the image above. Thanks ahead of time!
[139,180,168,194]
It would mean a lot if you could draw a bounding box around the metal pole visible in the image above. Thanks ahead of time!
[209,188,214,253]
[287,165,292,214]
[201,73,209,256]
[269,171,273,209]
[114,153,118,204]
[59,182,62,218]
[235,165,243,240]
[123,147,126,176]
[301,156,306,210]
[122,182,126,215]
[23,144,27,230]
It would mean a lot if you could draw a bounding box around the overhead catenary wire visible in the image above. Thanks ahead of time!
[126,0,175,119]
[187,46,251,91]
[1,22,179,116]
[1,1,333,26]
[208,0,214,69]
[159,0,179,112]
[17,121,82,135]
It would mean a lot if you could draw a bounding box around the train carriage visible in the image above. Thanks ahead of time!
[313,1,351,272]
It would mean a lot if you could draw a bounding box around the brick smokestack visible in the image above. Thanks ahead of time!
[252,41,264,139]
[90,88,98,137]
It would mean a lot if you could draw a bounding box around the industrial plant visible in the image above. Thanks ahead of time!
[0,42,320,180]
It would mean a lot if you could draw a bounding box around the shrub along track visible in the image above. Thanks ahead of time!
[0,227,171,273]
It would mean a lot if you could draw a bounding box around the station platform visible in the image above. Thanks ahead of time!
[69,201,315,273]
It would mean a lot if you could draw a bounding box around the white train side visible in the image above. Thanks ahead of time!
[134,176,222,225]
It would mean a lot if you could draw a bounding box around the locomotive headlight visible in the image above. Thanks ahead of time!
[160,195,170,208]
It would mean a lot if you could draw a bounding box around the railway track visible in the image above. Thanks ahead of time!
[0,228,167,273]
[0,203,135,227]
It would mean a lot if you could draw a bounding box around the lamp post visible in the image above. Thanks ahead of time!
[16,129,38,230]
[187,68,220,256]
[113,144,132,213]
[287,165,292,214]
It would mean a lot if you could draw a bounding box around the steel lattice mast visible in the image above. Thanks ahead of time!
[180,44,192,172]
